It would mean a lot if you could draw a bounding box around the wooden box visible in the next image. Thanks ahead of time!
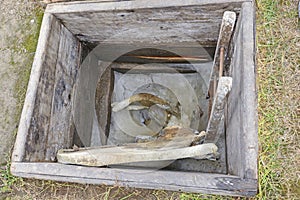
[11,0,258,197]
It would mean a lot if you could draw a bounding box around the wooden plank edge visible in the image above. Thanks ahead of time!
[45,24,81,161]
[11,13,57,162]
[10,162,257,197]
[45,0,249,14]
[240,2,258,180]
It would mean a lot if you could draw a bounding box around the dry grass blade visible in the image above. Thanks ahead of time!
[256,0,300,199]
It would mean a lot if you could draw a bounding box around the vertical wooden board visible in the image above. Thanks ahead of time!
[226,2,257,179]
[45,25,81,161]
[12,13,58,162]
[239,2,258,180]
[226,12,243,177]
[21,14,62,162]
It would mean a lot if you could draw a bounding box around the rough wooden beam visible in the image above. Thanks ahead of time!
[10,162,258,197]
[46,0,246,14]
[226,2,258,179]
[45,25,81,161]
[205,77,232,143]
[12,13,61,162]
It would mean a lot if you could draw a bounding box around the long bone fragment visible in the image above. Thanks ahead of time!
[57,126,218,167]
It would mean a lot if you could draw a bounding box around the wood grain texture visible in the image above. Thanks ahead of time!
[12,13,57,162]
[226,2,258,179]
[47,0,244,45]
[45,25,81,161]
[11,162,257,197]
[12,14,57,162]
[46,0,248,14]
[13,14,62,162]
[79,43,215,63]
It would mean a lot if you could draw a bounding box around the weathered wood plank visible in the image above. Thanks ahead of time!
[12,13,61,162]
[24,17,61,162]
[207,11,236,113]
[12,13,56,162]
[80,43,215,63]
[11,162,257,197]
[45,25,81,161]
[47,0,243,45]
[46,0,247,14]
[205,77,232,143]
[239,2,258,180]
[226,2,257,180]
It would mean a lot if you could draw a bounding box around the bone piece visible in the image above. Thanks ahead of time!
[205,77,232,143]
[57,143,218,167]
[111,93,180,117]
[57,126,217,167]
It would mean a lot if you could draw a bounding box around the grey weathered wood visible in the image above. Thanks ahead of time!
[205,77,232,143]
[46,0,247,14]
[208,11,236,111]
[25,17,60,161]
[44,0,126,5]
[11,162,257,197]
[12,13,55,162]
[45,25,81,161]
[12,13,61,162]
[226,2,258,179]
[80,43,215,63]
[47,0,243,45]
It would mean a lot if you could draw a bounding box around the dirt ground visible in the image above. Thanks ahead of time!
[0,0,299,199]
[0,0,40,164]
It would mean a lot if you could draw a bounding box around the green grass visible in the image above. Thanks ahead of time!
[0,163,20,193]
[256,0,300,199]
[13,7,44,124]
